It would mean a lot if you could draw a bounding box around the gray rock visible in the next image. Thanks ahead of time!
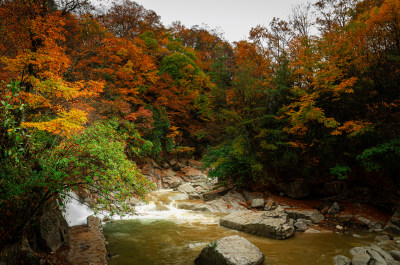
[297,218,313,226]
[390,250,400,261]
[194,235,264,265]
[206,191,248,213]
[350,246,368,256]
[370,245,396,264]
[334,255,351,265]
[350,245,397,265]
[328,202,341,215]
[251,199,265,208]
[294,221,308,232]
[384,210,400,235]
[355,215,383,229]
[163,176,182,189]
[352,252,371,265]
[220,210,294,240]
[178,183,197,194]
[36,200,69,252]
[304,228,321,233]
[384,222,400,235]
[202,185,232,201]
[284,209,324,224]
[367,249,387,265]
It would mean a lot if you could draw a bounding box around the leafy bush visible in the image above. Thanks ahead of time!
[357,137,400,171]
[0,117,155,246]
[330,164,351,180]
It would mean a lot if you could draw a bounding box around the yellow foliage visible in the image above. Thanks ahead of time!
[22,109,88,137]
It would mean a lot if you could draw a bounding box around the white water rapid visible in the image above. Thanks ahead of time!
[63,192,96,226]
[63,189,219,227]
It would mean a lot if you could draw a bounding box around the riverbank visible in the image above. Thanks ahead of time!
[5,159,395,265]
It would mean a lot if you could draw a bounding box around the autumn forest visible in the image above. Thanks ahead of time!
[1,0,400,252]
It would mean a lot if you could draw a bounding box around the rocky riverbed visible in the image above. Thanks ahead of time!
[6,158,398,265]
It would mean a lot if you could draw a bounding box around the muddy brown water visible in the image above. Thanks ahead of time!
[103,190,377,265]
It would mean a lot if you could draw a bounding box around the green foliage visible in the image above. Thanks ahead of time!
[0,116,155,244]
[139,31,158,50]
[209,241,218,249]
[203,140,255,188]
[160,53,200,83]
[144,107,174,157]
[51,120,155,201]
[0,80,27,163]
[330,164,351,180]
[357,137,400,171]
[117,118,154,158]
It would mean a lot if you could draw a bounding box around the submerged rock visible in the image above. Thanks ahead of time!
[220,210,294,239]
[194,235,264,265]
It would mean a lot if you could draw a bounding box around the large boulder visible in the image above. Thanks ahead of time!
[220,210,294,239]
[251,199,265,209]
[206,191,248,213]
[194,235,264,265]
[384,210,400,235]
[163,175,182,189]
[35,200,69,252]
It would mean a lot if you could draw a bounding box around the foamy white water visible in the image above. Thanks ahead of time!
[63,189,219,226]
[63,192,95,226]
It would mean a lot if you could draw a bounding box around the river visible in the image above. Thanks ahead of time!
[101,189,377,265]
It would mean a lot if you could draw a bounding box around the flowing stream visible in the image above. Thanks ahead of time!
[100,189,378,265]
